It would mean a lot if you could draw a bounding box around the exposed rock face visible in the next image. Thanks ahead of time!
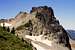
[16,6,71,50]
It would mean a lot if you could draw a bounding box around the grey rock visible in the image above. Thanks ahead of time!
[16,6,72,50]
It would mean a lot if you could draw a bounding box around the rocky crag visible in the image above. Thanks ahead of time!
[15,6,72,50]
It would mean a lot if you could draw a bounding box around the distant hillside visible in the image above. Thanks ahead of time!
[0,19,8,23]
[0,26,32,50]
[67,30,75,40]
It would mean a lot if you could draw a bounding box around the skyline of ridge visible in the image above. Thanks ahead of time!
[0,0,75,30]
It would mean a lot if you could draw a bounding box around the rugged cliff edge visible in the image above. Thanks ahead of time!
[14,6,72,50]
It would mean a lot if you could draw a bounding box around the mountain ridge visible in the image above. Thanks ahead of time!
[15,6,72,50]
[0,6,72,50]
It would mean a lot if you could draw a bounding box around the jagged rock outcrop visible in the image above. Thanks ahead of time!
[15,6,72,50]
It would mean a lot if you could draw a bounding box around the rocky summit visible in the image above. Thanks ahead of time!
[14,6,72,50]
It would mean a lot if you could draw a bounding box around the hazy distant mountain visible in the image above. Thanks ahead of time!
[67,30,75,40]
[0,19,8,23]
[66,30,75,50]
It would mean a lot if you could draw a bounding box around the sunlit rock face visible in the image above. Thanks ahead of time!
[16,6,72,50]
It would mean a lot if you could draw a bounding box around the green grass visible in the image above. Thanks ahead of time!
[0,26,32,50]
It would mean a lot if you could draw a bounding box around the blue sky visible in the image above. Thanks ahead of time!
[0,0,75,30]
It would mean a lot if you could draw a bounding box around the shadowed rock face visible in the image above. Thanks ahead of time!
[30,6,72,50]
[16,6,72,50]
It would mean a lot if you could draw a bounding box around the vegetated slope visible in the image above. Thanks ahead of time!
[0,26,32,50]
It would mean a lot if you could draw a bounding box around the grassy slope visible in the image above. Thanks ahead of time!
[0,26,32,50]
